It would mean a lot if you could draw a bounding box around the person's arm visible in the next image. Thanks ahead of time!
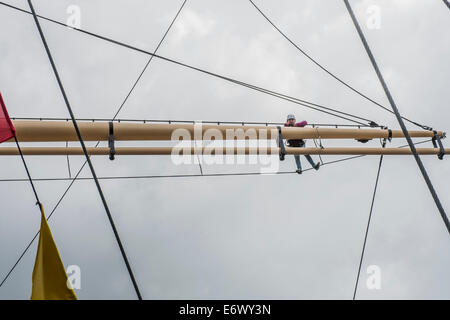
[295,120,307,127]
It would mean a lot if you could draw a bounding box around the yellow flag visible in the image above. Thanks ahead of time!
[31,204,77,300]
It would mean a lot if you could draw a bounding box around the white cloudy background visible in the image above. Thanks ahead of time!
[0,0,449,299]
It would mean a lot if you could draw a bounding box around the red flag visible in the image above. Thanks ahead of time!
[0,93,16,143]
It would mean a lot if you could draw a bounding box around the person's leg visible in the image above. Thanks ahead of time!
[304,154,316,167]
[304,154,320,170]
[294,155,302,172]
[301,142,320,170]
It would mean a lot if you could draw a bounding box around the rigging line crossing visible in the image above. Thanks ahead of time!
[0,138,45,289]
[0,155,364,183]
[0,159,88,289]
[224,79,370,125]
[343,0,450,234]
[0,154,364,290]
[112,0,188,120]
[0,2,378,126]
[247,0,431,130]
[0,0,189,293]
[0,139,433,289]
[67,0,188,191]
[27,0,142,299]
[353,140,385,300]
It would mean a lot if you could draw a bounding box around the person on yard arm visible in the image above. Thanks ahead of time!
[284,114,320,174]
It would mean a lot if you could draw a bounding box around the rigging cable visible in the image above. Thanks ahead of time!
[111,0,188,120]
[0,154,365,289]
[352,139,385,300]
[343,0,449,234]
[0,0,189,292]
[247,0,432,130]
[0,139,433,288]
[66,141,71,178]
[0,139,434,184]
[27,0,142,299]
[0,1,379,127]
[0,137,44,289]
[13,136,41,206]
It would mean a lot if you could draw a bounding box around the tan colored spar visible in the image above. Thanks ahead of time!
[6,121,445,142]
[0,146,448,156]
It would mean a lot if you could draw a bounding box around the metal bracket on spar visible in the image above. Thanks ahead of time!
[432,130,445,160]
[277,126,285,161]
[108,122,115,161]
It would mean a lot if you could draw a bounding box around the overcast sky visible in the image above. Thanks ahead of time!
[0,0,449,300]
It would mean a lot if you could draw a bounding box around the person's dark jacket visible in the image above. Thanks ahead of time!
[284,120,307,147]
